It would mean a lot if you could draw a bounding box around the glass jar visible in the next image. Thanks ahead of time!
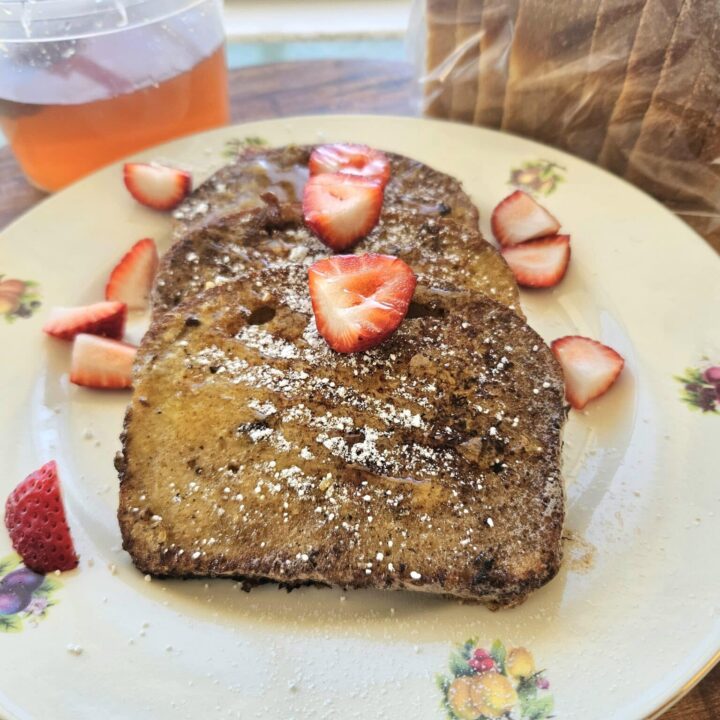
[0,0,229,191]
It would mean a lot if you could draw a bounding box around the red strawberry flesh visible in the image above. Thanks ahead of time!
[308,254,416,353]
[4,461,78,573]
[551,335,624,410]
[309,143,391,186]
[303,173,384,251]
[43,301,127,341]
[70,334,137,389]
[105,237,158,310]
[123,162,191,211]
[501,234,571,288]
[491,190,561,247]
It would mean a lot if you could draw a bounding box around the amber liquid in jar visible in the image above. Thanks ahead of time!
[0,45,229,191]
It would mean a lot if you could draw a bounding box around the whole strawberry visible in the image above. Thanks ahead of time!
[4,461,78,573]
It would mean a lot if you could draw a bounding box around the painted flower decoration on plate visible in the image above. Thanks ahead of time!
[223,136,268,159]
[0,554,61,632]
[509,160,565,197]
[437,639,553,720]
[675,361,720,414]
[0,275,41,323]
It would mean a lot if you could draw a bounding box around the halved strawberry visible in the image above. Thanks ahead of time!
[501,234,571,288]
[105,238,158,310]
[303,173,384,251]
[551,336,625,410]
[5,460,78,573]
[43,301,127,341]
[309,143,391,187]
[123,162,191,211]
[308,254,416,353]
[70,334,136,389]
[491,190,561,247]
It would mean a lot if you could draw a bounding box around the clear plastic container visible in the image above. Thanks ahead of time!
[0,0,229,191]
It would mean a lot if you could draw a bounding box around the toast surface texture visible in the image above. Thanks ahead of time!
[153,205,521,318]
[172,145,480,236]
[156,146,520,317]
[118,265,565,607]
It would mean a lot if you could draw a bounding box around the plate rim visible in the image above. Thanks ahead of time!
[0,114,718,720]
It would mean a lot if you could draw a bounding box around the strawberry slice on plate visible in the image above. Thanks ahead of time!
[491,190,561,247]
[70,334,137,389]
[43,301,127,341]
[303,173,384,251]
[551,336,625,410]
[309,143,391,187]
[308,253,417,353]
[105,237,158,310]
[123,162,191,211]
[5,460,78,573]
[501,234,571,288]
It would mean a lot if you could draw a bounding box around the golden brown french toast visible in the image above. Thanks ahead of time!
[153,205,521,317]
[172,145,480,234]
[118,265,565,607]
[157,145,521,317]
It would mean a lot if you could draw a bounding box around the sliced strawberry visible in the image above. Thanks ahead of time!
[551,336,625,410]
[4,460,78,573]
[43,301,127,341]
[303,173,384,251]
[309,143,391,187]
[105,238,158,310]
[123,162,191,211]
[70,334,136,389]
[491,190,561,247]
[501,234,571,288]
[308,254,416,353]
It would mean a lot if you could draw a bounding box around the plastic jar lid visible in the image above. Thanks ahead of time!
[0,0,213,42]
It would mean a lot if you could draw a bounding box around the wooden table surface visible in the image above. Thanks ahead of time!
[0,59,717,720]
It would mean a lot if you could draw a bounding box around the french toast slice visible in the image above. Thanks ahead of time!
[172,145,480,235]
[153,206,521,317]
[118,265,565,607]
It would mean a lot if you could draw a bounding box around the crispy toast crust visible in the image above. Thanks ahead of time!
[118,266,565,607]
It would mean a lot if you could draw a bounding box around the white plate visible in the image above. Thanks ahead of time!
[0,116,718,720]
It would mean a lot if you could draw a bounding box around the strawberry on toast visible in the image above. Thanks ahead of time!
[172,144,481,238]
[307,254,417,352]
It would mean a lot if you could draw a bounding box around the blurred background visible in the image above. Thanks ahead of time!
[0,0,411,148]
[223,0,408,65]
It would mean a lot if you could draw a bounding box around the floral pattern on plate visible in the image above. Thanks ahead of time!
[223,136,269,158]
[0,276,41,323]
[437,639,553,720]
[0,554,61,632]
[675,362,720,414]
[509,160,565,197]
